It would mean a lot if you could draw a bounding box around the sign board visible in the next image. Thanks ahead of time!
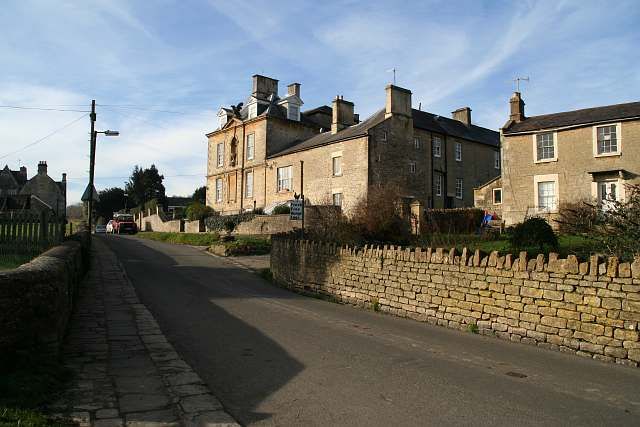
[290,199,304,220]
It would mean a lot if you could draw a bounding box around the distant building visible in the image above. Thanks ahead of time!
[0,161,67,217]
[206,75,500,215]
[475,93,640,225]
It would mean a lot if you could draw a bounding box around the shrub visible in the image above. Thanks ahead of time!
[509,217,558,252]
[185,201,214,221]
[597,184,640,260]
[253,207,265,215]
[555,200,600,235]
[204,212,255,232]
[272,204,290,215]
[423,208,485,234]
[223,220,236,234]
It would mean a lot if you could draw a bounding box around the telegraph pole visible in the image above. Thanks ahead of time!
[300,160,305,237]
[88,100,96,232]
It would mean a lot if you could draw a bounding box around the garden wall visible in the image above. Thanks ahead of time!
[271,237,640,367]
[0,232,90,360]
[184,219,204,233]
[235,214,301,235]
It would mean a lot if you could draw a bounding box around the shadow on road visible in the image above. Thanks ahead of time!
[100,235,305,425]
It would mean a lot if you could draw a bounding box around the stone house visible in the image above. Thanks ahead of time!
[481,92,640,225]
[206,75,500,216]
[0,161,67,217]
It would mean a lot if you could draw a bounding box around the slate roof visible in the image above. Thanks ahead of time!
[504,101,640,134]
[412,110,500,147]
[269,109,387,158]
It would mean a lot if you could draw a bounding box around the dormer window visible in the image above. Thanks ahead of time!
[288,104,300,121]
[218,114,227,129]
[248,103,257,119]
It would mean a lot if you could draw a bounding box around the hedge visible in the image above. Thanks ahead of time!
[423,208,485,234]
[204,212,256,232]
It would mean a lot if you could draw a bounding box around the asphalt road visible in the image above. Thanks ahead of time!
[101,235,640,426]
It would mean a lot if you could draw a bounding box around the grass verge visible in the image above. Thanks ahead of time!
[136,231,220,246]
[0,254,33,271]
[219,236,271,256]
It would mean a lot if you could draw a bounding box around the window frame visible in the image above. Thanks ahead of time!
[435,174,442,196]
[532,132,557,163]
[592,123,622,157]
[533,173,559,213]
[433,136,442,157]
[276,165,293,193]
[332,155,343,177]
[215,178,223,202]
[492,187,502,205]
[455,142,462,162]
[216,143,224,167]
[246,133,255,161]
[414,137,421,150]
[455,178,463,200]
[381,130,387,142]
[332,192,342,207]
[409,161,416,174]
[245,170,254,198]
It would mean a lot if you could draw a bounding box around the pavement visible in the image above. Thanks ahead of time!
[95,235,640,426]
[49,238,239,426]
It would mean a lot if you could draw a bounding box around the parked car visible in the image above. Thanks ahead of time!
[95,224,107,234]
[112,213,138,234]
[106,220,114,234]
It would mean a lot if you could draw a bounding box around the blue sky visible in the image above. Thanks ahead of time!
[1,0,638,204]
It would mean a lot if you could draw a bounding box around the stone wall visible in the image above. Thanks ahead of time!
[271,237,640,367]
[0,232,90,359]
[184,219,204,233]
[235,214,300,235]
[136,212,183,233]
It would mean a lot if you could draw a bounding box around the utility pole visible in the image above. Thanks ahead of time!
[300,160,305,237]
[88,100,96,232]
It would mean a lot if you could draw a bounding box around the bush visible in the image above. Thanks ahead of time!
[253,207,265,215]
[349,185,411,245]
[185,202,214,221]
[555,200,600,235]
[223,220,236,234]
[597,184,640,260]
[272,204,291,215]
[423,208,485,234]
[509,217,558,252]
[204,213,255,232]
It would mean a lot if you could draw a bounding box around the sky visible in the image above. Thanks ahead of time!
[1,0,639,205]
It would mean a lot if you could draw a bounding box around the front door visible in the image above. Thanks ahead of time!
[598,181,618,211]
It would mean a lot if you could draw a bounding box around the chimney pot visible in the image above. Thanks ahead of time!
[37,161,47,175]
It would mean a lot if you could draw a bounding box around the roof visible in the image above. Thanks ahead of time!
[268,109,387,158]
[504,101,640,134]
[412,110,500,147]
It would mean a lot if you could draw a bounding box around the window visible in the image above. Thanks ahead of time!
[493,188,502,205]
[433,136,442,157]
[248,103,257,119]
[596,125,618,154]
[332,193,342,207]
[245,170,253,198]
[277,166,292,192]
[494,151,500,169]
[246,134,255,161]
[288,104,300,121]
[535,132,555,161]
[414,137,421,149]
[455,178,463,199]
[218,113,227,130]
[435,174,442,196]
[409,161,416,174]
[332,156,342,176]
[537,181,556,211]
[215,178,223,202]
[597,180,618,211]
[216,143,224,167]
[455,142,462,161]
[381,131,387,142]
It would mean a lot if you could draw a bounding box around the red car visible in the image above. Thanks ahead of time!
[111,213,138,234]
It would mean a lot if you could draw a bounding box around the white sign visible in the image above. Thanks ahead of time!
[290,199,304,220]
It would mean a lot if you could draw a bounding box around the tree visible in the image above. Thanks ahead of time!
[192,186,206,204]
[95,187,126,221]
[125,165,166,208]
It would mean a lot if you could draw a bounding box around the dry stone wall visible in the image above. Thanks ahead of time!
[271,237,640,367]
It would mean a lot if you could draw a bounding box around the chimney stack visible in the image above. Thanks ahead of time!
[252,74,279,101]
[385,85,412,119]
[19,166,27,180]
[509,92,525,122]
[331,95,355,134]
[287,83,301,98]
[62,173,67,182]
[37,161,47,175]
[452,107,472,126]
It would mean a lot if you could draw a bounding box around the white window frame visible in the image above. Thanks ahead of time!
[435,174,442,196]
[246,133,255,161]
[332,155,343,177]
[409,161,416,174]
[215,178,223,202]
[248,103,258,119]
[533,174,559,213]
[332,192,342,207]
[245,170,254,198]
[216,143,224,167]
[414,137,421,149]
[433,136,442,157]
[592,123,622,157]
[492,187,502,205]
[455,142,462,162]
[277,166,293,192]
[455,178,463,200]
[494,151,501,169]
[532,132,557,163]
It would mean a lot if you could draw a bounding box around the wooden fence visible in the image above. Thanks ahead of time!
[0,211,66,256]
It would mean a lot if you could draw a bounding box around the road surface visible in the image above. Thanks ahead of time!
[101,235,640,426]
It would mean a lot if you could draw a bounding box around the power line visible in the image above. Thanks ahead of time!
[98,105,216,115]
[0,113,89,160]
[65,173,204,181]
[0,105,90,113]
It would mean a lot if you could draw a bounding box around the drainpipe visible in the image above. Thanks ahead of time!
[239,121,246,212]
[429,132,434,208]
[443,134,448,207]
